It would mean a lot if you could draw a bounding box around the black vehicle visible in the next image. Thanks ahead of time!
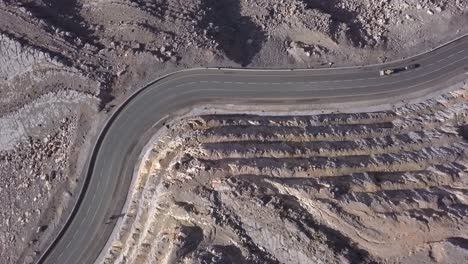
[380,63,420,76]
[404,63,420,70]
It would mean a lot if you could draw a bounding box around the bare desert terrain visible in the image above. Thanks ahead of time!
[0,0,467,263]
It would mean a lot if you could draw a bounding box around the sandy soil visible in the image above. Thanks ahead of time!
[0,0,467,263]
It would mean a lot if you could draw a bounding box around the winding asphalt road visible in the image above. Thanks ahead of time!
[37,35,468,264]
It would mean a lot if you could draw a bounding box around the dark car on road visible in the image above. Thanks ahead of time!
[380,63,420,76]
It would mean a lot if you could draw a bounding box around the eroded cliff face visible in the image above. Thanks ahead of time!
[101,87,468,264]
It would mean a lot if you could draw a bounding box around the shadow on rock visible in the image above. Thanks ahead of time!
[19,0,100,46]
[194,245,247,264]
[301,0,375,47]
[198,0,265,66]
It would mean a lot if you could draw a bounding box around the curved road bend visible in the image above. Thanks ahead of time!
[38,35,468,264]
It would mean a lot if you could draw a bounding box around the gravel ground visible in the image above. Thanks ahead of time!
[0,0,467,263]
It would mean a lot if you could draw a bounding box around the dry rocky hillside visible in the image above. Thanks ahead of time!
[101,87,468,264]
[0,0,468,263]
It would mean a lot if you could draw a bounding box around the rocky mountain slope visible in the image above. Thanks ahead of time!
[0,0,467,263]
[101,87,468,264]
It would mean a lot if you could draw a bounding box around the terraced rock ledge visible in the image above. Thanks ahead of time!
[100,86,468,264]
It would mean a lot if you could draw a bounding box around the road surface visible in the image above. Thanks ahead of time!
[38,35,468,264]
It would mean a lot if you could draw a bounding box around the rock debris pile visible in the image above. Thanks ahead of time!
[0,117,77,263]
